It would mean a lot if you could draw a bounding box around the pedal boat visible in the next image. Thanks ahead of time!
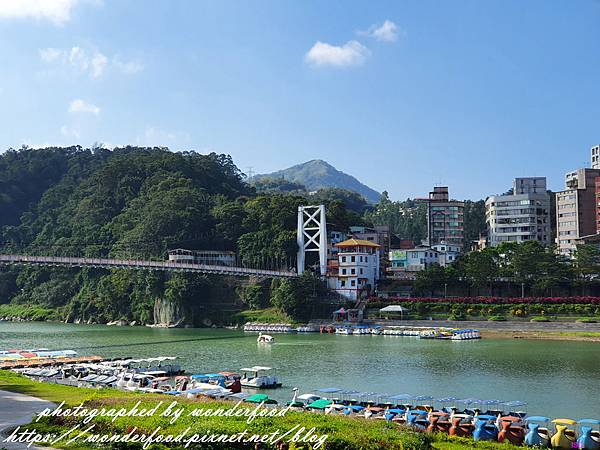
[577,419,600,450]
[473,415,499,442]
[524,416,552,447]
[497,415,525,445]
[551,418,578,449]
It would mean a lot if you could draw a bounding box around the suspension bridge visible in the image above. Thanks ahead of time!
[0,205,330,280]
[0,254,297,278]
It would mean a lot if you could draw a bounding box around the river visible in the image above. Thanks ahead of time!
[1,321,598,419]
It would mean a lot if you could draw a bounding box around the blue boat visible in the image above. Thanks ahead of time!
[472,415,499,441]
[577,419,600,450]
[524,416,551,447]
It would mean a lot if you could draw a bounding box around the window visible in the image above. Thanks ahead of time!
[342,268,347,275]
[360,268,364,274]
[351,256,356,263]
[341,256,346,263]
[351,268,356,275]
[341,280,346,287]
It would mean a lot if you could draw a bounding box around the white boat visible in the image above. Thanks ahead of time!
[240,366,281,389]
[257,332,274,343]
[335,327,352,335]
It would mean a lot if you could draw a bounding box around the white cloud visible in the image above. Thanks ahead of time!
[304,40,370,68]
[0,0,79,25]
[90,52,108,78]
[68,99,100,115]
[39,45,141,79]
[113,57,143,75]
[39,47,62,62]
[361,20,400,43]
[137,126,190,148]
[60,124,80,138]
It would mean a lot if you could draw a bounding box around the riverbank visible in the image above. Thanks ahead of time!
[359,319,600,342]
[0,371,523,450]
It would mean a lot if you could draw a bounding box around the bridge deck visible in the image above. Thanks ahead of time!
[0,254,297,278]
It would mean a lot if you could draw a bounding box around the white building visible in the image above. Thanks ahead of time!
[332,238,380,301]
[388,246,440,273]
[485,177,550,246]
[431,242,461,266]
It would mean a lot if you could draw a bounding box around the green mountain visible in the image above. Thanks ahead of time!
[0,146,361,326]
[253,159,381,204]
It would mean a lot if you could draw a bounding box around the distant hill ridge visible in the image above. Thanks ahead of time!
[253,159,381,203]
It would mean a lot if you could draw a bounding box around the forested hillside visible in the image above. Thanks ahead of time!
[0,146,361,326]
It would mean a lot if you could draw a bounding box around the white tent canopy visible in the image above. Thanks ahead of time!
[379,305,408,313]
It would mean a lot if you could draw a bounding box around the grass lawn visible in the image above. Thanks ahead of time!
[0,371,521,450]
[232,307,297,325]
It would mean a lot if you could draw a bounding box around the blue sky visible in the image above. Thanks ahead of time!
[1,0,599,200]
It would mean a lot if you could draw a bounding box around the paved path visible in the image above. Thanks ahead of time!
[0,390,54,450]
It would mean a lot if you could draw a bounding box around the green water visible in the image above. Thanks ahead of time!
[1,321,599,419]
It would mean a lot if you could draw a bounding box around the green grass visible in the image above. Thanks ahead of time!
[554,331,600,338]
[0,371,524,450]
[232,307,297,325]
[530,316,552,322]
[0,303,61,321]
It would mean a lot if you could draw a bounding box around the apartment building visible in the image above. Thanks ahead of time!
[556,168,600,256]
[485,177,550,246]
[332,238,380,301]
[425,186,464,251]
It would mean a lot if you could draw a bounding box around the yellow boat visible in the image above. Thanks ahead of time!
[551,418,578,449]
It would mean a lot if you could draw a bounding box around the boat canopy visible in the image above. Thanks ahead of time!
[345,405,365,411]
[229,392,250,399]
[316,387,343,393]
[526,416,551,422]
[579,419,600,425]
[307,399,333,410]
[475,415,497,421]
[387,408,406,414]
[504,400,527,408]
[240,366,272,372]
[389,394,413,401]
[413,395,433,402]
[298,394,320,401]
[552,418,578,425]
[245,394,270,403]
[436,397,458,403]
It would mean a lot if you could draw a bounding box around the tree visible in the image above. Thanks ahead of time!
[463,248,499,294]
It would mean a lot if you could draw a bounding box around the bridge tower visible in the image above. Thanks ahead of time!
[296,205,327,276]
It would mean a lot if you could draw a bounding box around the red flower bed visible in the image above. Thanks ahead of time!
[368,296,600,305]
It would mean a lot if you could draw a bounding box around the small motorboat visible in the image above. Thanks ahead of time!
[551,418,578,449]
[257,332,274,344]
[524,416,551,447]
[577,419,600,450]
[240,366,281,388]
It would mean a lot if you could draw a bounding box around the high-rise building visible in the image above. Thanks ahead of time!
[556,168,600,256]
[485,177,550,246]
[425,187,464,251]
[591,144,600,169]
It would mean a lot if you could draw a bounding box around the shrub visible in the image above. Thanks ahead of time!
[488,315,507,321]
[530,316,551,322]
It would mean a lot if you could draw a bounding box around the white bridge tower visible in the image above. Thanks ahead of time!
[296,205,327,276]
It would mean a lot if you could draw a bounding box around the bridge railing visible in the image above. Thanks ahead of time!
[0,254,297,278]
